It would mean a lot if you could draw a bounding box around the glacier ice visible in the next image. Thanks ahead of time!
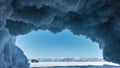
[0,0,120,67]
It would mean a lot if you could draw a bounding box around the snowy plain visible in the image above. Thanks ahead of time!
[30,62,119,67]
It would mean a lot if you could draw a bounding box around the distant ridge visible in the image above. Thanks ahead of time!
[29,58,104,62]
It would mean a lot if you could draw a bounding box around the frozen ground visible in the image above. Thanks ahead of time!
[30,62,119,67]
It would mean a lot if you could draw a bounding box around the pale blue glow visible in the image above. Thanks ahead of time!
[16,29,102,59]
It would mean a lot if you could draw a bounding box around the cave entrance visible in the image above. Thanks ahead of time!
[16,29,102,59]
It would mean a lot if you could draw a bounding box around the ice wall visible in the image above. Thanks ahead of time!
[1,0,120,67]
[0,0,29,68]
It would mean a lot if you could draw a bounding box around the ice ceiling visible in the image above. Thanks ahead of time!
[0,0,120,68]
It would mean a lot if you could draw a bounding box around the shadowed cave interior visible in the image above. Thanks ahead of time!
[0,0,120,68]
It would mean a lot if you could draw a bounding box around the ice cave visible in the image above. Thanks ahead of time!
[1,0,120,68]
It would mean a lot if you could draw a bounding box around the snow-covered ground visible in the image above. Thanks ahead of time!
[30,62,119,67]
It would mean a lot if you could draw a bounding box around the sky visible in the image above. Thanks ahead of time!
[16,29,103,59]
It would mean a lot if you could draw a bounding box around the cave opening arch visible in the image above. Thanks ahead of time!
[16,29,103,59]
